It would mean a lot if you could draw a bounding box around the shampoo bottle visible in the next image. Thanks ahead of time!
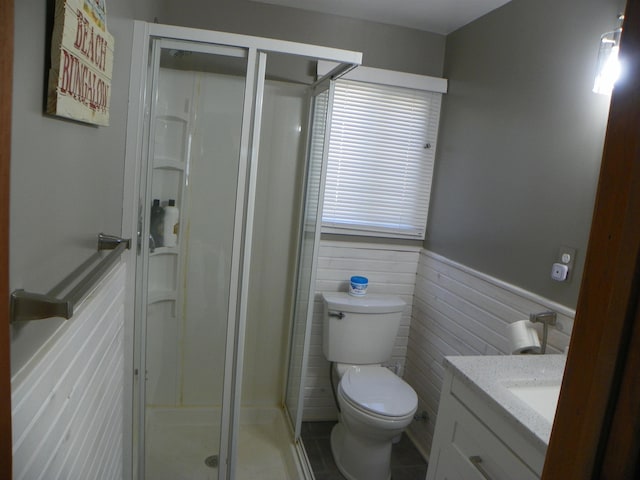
[150,199,164,247]
[163,199,179,247]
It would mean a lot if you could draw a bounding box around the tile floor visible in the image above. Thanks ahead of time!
[301,421,428,480]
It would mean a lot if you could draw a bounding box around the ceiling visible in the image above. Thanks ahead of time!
[250,0,512,35]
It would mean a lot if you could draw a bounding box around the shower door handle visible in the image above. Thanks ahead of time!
[137,203,156,253]
[328,311,345,319]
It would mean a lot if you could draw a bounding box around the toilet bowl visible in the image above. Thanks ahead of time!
[330,364,418,480]
[321,292,418,480]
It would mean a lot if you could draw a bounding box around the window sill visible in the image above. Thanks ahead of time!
[321,232,424,249]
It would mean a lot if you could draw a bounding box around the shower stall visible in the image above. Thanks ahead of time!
[127,22,360,479]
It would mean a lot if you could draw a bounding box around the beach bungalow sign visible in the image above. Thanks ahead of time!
[47,0,114,126]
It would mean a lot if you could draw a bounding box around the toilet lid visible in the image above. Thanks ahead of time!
[339,366,417,417]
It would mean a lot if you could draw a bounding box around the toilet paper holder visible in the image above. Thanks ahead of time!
[529,311,557,354]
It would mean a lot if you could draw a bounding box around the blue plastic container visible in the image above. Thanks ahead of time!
[349,276,369,296]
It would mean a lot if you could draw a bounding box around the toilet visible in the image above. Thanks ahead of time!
[322,292,418,480]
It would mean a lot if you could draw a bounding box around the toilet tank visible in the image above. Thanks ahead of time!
[322,292,406,364]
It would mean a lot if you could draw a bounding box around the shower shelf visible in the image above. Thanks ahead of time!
[156,113,189,123]
[150,246,179,257]
[148,290,177,305]
[153,158,185,171]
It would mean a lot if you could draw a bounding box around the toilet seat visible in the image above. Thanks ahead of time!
[338,366,417,418]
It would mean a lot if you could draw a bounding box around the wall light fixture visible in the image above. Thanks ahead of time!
[593,15,624,95]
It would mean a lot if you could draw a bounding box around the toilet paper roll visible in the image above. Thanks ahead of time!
[508,320,541,354]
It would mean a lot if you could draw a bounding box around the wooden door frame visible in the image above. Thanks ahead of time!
[543,0,640,477]
[1,0,13,477]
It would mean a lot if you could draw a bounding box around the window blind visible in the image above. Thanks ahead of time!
[322,80,442,239]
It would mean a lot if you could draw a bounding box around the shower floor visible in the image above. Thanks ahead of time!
[145,407,298,480]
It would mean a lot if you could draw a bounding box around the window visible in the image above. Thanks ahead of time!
[322,76,444,239]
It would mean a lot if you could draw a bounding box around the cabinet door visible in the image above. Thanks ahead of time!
[429,392,539,480]
[431,444,485,480]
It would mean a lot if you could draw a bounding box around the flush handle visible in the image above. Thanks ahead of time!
[328,311,345,319]
[469,456,494,480]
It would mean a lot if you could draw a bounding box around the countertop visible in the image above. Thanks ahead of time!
[444,354,566,450]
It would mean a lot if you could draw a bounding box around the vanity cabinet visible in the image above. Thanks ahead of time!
[427,367,546,480]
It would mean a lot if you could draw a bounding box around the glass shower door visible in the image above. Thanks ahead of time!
[138,39,254,480]
[285,80,334,439]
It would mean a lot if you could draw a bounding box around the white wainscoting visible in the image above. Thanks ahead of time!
[404,250,575,459]
[302,240,421,421]
[11,262,126,480]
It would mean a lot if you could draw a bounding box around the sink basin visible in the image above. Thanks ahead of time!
[503,381,561,423]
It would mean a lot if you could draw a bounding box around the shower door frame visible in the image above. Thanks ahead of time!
[140,36,259,480]
[123,21,361,480]
[284,77,336,440]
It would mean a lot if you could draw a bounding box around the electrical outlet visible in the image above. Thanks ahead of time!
[551,263,569,281]
[555,246,576,282]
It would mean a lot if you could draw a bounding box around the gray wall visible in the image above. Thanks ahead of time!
[425,0,624,308]
[158,0,446,76]
[10,0,157,373]
[11,0,130,293]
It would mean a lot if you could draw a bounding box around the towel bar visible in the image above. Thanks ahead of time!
[10,233,130,323]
